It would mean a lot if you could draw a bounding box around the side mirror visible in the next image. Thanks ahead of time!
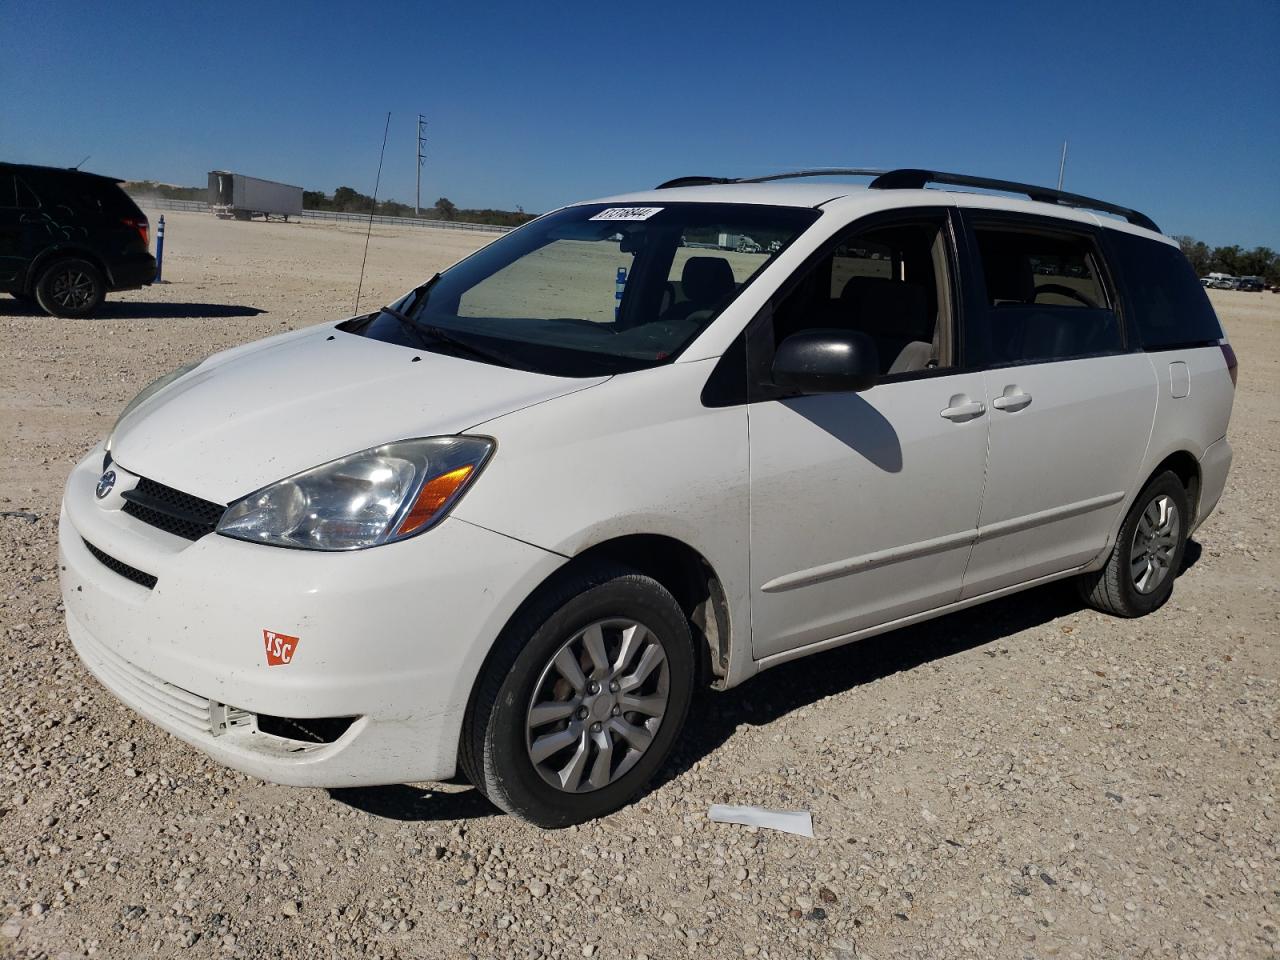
[771,329,880,394]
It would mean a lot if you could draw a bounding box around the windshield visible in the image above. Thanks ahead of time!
[349,202,819,376]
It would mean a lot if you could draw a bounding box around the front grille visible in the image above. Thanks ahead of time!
[83,538,158,589]
[73,625,216,738]
[121,477,226,541]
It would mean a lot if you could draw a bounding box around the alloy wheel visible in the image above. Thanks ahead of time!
[1130,493,1181,594]
[51,267,95,310]
[525,618,670,793]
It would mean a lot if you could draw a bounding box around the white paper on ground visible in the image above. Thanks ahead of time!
[707,804,814,838]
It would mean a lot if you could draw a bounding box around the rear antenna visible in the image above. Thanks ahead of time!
[354,111,392,315]
[71,154,90,170]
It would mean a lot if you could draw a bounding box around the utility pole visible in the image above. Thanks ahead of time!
[1057,139,1068,191]
[415,115,428,216]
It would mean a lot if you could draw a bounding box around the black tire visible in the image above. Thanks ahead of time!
[34,258,105,318]
[460,562,696,827]
[1077,471,1190,617]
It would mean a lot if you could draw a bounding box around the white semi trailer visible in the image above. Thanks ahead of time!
[208,171,304,221]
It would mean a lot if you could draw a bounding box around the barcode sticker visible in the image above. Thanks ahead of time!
[589,207,663,221]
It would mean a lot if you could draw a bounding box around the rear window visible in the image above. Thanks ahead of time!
[1105,231,1222,349]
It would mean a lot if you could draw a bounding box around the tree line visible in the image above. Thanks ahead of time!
[302,187,536,227]
[1174,236,1279,284]
[122,180,536,228]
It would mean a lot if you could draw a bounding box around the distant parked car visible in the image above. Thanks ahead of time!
[1235,276,1265,292]
[0,162,155,317]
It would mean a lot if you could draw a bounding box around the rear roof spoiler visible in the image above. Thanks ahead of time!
[654,167,1159,233]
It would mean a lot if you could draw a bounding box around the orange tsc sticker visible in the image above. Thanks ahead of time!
[263,630,299,666]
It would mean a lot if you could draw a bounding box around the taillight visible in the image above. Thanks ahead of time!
[121,217,149,248]
[1220,341,1238,387]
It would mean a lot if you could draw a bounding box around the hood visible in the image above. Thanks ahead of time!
[110,325,607,503]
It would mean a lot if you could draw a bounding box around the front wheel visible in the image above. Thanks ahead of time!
[460,563,696,827]
[1077,471,1190,617]
[34,258,105,318]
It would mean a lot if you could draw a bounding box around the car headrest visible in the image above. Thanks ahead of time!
[840,276,930,341]
[682,257,736,306]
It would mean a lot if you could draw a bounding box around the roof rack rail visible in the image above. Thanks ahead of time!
[653,167,1159,232]
[655,169,883,189]
[654,176,736,189]
[738,168,887,184]
[866,169,1160,232]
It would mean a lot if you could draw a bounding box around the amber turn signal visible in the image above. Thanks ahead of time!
[395,465,476,537]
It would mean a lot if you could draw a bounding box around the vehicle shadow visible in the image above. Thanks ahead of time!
[328,782,497,822]
[657,538,1202,788]
[0,299,265,319]
[329,540,1202,824]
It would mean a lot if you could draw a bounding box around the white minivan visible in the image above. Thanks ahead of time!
[59,169,1236,826]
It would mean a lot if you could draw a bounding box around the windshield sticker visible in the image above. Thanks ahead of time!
[589,207,663,221]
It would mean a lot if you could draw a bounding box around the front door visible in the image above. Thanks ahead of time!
[747,210,991,660]
[957,213,1158,598]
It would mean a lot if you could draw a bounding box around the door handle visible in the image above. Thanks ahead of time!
[940,395,986,422]
[991,387,1033,412]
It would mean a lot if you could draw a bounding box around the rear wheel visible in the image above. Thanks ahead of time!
[1077,471,1190,617]
[35,258,105,318]
[460,562,695,827]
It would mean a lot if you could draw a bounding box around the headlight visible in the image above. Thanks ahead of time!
[216,437,494,551]
[105,357,206,455]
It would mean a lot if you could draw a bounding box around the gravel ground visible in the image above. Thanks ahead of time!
[1,211,1276,959]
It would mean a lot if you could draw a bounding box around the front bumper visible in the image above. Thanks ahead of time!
[59,447,563,787]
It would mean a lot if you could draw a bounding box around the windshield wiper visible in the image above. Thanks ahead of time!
[378,301,529,370]
[404,272,441,314]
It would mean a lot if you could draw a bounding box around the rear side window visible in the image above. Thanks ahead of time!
[1104,231,1222,349]
[969,225,1123,365]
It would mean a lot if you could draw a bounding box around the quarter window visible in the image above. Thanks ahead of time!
[971,226,1122,365]
[1104,231,1222,350]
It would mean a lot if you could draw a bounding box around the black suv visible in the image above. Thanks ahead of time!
[1,162,156,317]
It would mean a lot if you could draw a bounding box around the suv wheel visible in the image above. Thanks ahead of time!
[1077,470,1190,617]
[35,259,105,318]
[461,562,695,827]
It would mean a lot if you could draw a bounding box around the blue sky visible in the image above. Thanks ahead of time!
[4,0,1277,247]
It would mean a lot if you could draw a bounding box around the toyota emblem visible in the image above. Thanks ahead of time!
[96,470,117,500]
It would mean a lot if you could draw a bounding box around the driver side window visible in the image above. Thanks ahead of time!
[970,226,1122,366]
[769,213,956,380]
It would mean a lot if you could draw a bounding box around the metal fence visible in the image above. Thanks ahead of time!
[132,196,513,234]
